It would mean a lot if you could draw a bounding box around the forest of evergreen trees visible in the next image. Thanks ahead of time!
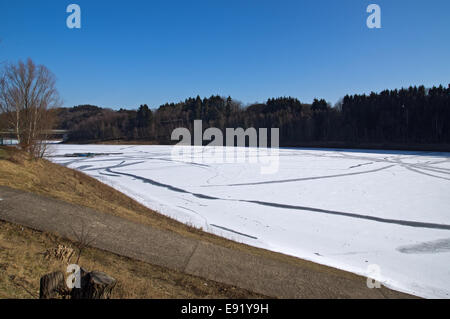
[56,84,450,149]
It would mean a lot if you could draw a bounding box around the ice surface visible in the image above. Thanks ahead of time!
[48,145,450,298]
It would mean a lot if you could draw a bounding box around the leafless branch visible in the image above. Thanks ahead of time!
[70,220,98,264]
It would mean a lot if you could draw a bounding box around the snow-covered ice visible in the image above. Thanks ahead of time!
[49,144,450,298]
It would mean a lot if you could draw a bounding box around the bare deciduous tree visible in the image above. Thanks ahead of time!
[71,220,98,264]
[0,58,61,157]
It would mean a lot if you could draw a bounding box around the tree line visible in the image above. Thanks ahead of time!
[56,84,450,148]
[2,59,449,152]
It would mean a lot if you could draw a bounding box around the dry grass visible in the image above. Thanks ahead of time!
[0,146,375,285]
[0,220,265,299]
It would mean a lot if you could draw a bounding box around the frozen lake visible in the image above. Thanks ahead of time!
[49,144,450,298]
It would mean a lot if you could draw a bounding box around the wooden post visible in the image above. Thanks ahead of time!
[71,271,116,299]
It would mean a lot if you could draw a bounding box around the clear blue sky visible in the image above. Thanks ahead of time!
[1,0,449,109]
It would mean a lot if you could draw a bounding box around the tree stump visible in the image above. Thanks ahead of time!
[40,269,116,299]
[39,271,66,299]
[71,271,116,299]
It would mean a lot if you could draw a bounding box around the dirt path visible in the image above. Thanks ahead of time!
[0,186,415,298]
